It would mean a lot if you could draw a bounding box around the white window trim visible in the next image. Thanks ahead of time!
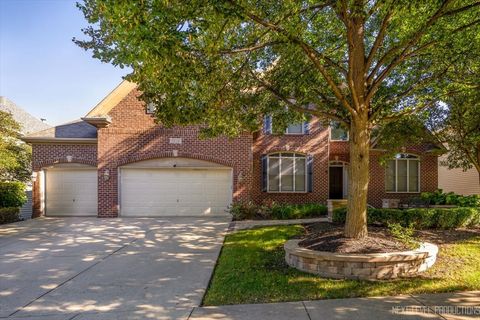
[146,103,155,114]
[329,122,349,141]
[385,154,421,193]
[267,153,307,193]
[265,116,308,135]
[284,123,305,135]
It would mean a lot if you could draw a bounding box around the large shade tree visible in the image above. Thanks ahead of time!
[76,0,480,238]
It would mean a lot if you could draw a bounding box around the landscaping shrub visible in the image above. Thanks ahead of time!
[421,189,480,207]
[332,207,480,229]
[229,202,327,220]
[388,223,420,249]
[0,207,20,224]
[0,182,26,208]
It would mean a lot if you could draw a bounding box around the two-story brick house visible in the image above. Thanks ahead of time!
[23,81,440,218]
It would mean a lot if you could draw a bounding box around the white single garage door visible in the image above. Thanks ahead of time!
[120,168,232,216]
[45,169,98,216]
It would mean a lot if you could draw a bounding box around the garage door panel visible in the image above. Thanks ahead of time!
[120,168,232,217]
[45,169,97,216]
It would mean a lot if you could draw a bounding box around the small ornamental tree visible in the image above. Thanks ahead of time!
[75,0,480,238]
[0,111,31,183]
[437,60,480,183]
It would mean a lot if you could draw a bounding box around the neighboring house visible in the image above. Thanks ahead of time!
[0,96,51,220]
[438,154,480,195]
[23,81,440,218]
[0,97,51,134]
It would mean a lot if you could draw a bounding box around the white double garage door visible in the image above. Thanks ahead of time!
[45,161,232,217]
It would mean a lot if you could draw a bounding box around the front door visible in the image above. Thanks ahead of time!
[329,166,343,199]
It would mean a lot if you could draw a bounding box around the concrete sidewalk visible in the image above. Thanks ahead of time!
[190,291,480,320]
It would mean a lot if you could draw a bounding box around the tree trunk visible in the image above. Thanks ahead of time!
[477,144,480,186]
[344,115,371,239]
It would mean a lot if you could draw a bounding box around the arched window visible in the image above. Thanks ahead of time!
[266,153,307,192]
[386,154,420,193]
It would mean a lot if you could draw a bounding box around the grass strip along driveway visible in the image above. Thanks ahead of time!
[203,225,480,306]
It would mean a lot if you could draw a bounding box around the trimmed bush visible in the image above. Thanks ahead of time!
[0,207,20,224]
[332,207,480,229]
[0,182,27,208]
[421,189,480,207]
[229,202,327,221]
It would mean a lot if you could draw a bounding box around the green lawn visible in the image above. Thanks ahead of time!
[203,225,480,306]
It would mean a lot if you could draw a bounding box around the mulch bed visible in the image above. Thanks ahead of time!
[299,223,410,253]
[298,223,480,254]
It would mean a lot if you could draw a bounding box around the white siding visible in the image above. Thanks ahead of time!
[438,156,480,195]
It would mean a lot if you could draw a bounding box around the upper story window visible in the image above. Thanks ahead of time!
[285,123,305,134]
[146,103,155,114]
[264,116,309,135]
[386,153,420,193]
[330,121,348,141]
[266,153,307,192]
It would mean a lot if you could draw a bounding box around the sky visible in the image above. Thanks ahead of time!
[0,0,130,126]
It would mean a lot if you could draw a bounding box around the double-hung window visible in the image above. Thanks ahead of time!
[285,123,305,134]
[267,153,306,192]
[330,121,348,141]
[263,115,309,135]
[386,154,420,192]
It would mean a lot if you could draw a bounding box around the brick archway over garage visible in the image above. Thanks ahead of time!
[115,151,235,168]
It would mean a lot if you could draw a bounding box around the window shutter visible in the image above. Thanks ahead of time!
[261,155,268,192]
[263,115,272,134]
[307,155,313,192]
[303,121,310,134]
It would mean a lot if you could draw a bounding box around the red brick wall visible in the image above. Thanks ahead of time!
[31,144,97,217]
[329,141,350,162]
[97,89,253,217]
[29,88,440,217]
[250,117,330,205]
[328,141,438,207]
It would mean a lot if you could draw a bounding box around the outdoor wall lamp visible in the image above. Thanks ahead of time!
[103,169,110,181]
[31,172,37,182]
[66,155,73,163]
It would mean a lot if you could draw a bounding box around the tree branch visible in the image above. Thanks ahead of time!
[366,0,453,88]
[219,41,285,54]
[365,6,393,72]
[248,67,348,123]
[226,0,355,114]
[377,100,437,123]
[367,0,480,100]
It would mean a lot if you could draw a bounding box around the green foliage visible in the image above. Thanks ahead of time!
[0,182,27,208]
[0,110,32,183]
[229,201,327,221]
[75,1,480,136]
[0,207,20,224]
[333,207,480,229]
[421,189,480,207]
[436,62,480,176]
[388,223,420,249]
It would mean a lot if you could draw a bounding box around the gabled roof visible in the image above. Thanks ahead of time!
[22,80,135,144]
[84,80,137,118]
[22,119,97,144]
[0,96,51,134]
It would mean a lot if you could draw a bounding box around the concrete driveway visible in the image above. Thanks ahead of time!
[0,217,230,320]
